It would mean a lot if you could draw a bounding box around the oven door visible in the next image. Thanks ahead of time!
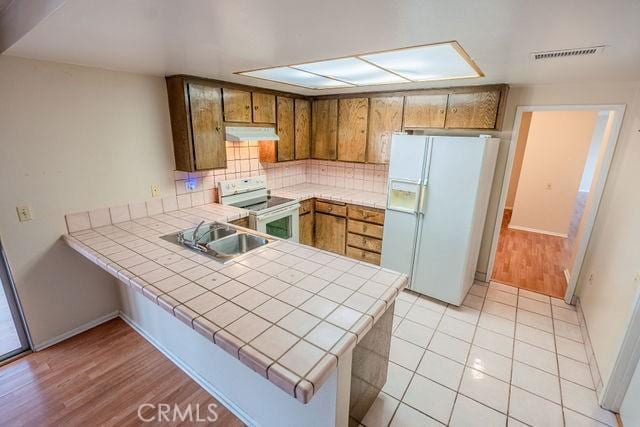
[255,204,300,242]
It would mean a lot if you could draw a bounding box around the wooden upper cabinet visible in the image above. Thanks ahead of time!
[222,88,252,122]
[276,97,295,161]
[445,90,500,129]
[312,99,338,160]
[367,96,404,164]
[403,94,448,128]
[337,97,369,163]
[252,92,276,123]
[295,99,311,160]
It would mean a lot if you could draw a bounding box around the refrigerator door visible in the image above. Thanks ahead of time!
[411,137,499,305]
[388,133,429,181]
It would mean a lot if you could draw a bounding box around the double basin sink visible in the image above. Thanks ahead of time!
[161,222,270,262]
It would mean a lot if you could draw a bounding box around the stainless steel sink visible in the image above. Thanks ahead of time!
[161,222,270,263]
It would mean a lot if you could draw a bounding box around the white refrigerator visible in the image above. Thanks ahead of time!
[381,134,499,305]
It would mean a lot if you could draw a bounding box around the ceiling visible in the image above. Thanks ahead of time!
[4,0,640,95]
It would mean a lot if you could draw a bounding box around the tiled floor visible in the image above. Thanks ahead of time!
[361,281,617,427]
[0,279,21,357]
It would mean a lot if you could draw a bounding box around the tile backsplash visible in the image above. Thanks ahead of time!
[306,160,388,194]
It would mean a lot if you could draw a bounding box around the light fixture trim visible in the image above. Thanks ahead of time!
[292,57,409,86]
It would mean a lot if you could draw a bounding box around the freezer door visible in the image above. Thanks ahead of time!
[388,133,429,181]
[381,209,418,275]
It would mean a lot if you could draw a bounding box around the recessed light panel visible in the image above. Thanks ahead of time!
[239,67,352,89]
[361,42,481,81]
[294,57,408,86]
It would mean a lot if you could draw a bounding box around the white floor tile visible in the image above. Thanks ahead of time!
[398,290,418,304]
[382,362,414,399]
[463,293,485,310]
[394,299,412,317]
[483,300,517,321]
[438,315,477,343]
[507,417,529,427]
[513,340,558,375]
[478,312,515,337]
[518,296,552,317]
[403,374,457,424]
[515,323,556,352]
[417,350,465,390]
[556,336,588,363]
[558,355,594,389]
[414,295,448,314]
[445,305,481,325]
[390,403,444,426]
[469,284,488,298]
[428,332,471,364]
[517,309,554,333]
[518,289,551,303]
[508,386,564,427]
[405,304,444,328]
[489,281,518,294]
[511,361,561,404]
[394,318,435,348]
[390,336,425,371]
[393,315,402,331]
[554,319,583,342]
[564,408,610,427]
[450,394,507,427]
[551,297,577,310]
[486,288,518,306]
[561,379,617,426]
[459,367,510,413]
[362,392,399,427]
[467,345,512,382]
[552,305,579,325]
[474,327,514,357]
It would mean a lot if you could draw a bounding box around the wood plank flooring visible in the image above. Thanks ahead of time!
[491,192,587,298]
[0,318,244,426]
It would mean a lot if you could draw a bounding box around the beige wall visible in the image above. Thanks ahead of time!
[477,81,640,394]
[505,112,532,208]
[0,55,176,346]
[509,110,597,236]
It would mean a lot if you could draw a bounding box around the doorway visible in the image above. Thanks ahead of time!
[486,105,625,302]
[0,239,30,362]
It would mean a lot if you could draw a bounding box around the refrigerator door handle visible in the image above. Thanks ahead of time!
[417,184,427,216]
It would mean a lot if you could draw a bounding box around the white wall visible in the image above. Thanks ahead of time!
[509,110,597,236]
[0,55,176,346]
[579,112,609,192]
[505,112,532,208]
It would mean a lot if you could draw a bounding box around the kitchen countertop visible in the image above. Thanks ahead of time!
[272,184,388,209]
[64,201,407,404]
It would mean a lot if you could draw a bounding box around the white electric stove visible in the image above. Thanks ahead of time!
[218,176,300,242]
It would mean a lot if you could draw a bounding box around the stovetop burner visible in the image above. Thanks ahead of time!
[242,195,295,212]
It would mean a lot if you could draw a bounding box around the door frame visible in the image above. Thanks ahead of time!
[485,104,626,304]
[0,238,32,360]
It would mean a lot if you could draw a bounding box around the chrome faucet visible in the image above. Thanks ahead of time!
[190,220,206,245]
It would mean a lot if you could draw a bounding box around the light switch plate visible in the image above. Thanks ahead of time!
[16,205,32,222]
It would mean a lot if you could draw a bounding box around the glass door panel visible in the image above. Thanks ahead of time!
[0,240,30,361]
[265,216,292,239]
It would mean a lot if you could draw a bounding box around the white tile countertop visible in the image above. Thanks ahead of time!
[272,184,388,209]
[63,202,407,404]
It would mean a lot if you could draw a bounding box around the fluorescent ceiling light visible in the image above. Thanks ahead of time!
[294,57,408,85]
[361,42,482,81]
[236,41,482,89]
[239,66,352,89]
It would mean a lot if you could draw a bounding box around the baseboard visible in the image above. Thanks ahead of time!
[119,312,257,427]
[32,310,119,351]
[564,268,571,285]
[507,224,568,238]
[474,271,487,282]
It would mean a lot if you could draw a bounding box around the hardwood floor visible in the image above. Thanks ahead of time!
[0,281,21,357]
[0,318,243,426]
[491,192,587,298]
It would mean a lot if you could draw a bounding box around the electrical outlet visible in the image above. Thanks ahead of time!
[151,185,161,197]
[16,205,32,222]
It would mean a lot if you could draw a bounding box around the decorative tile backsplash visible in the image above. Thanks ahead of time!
[306,160,388,194]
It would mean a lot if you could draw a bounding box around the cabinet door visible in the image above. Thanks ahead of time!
[338,97,368,162]
[295,99,311,159]
[222,88,252,122]
[445,90,500,129]
[252,92,276,123]
[187,84,226,170]
[312,99,338,160]
[314,212,346,255]
[276,97,295,161]
[299,212,314,246]
[403,94,448,128]
[367,96,404,164]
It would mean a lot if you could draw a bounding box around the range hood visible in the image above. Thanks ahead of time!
[225,126,279,142]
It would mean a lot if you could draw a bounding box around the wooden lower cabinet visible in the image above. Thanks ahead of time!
[346,246,381,265]
[314,212,346,255]
[230,216,251,228]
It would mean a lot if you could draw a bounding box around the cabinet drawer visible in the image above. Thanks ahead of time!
[299,198,314,215]
[346,246,381,265]
[347,204,385,225]
[347,233,382,253]
[315,200,347,217]
[230,216,251,228]
[348,219,383,239]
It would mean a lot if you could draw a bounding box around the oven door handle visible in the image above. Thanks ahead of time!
[255,203,300,222]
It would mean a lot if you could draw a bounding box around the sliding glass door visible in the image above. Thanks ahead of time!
[0,240,30,361]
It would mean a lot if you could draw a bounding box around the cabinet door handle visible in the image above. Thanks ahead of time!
[327,206,333,212]
[452,107,458,113]
[254,106,259,110]
[245,105,250,109]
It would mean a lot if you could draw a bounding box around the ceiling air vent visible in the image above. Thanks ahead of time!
[531,46,605,61]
